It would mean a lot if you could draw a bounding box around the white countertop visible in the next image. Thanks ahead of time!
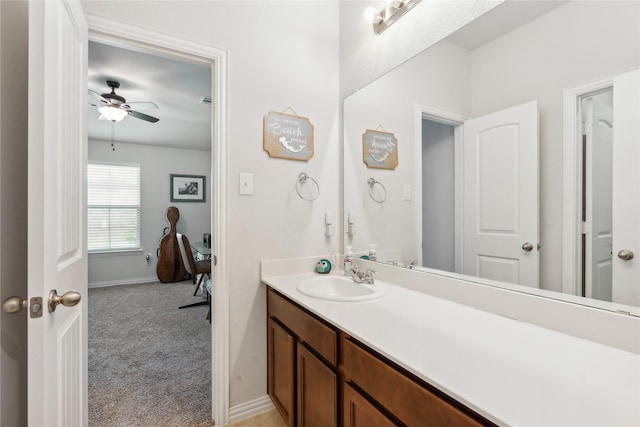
[262,271,640,426]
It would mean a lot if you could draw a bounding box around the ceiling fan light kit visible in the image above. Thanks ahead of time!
[89,80,160,124]
[98,105,128,122]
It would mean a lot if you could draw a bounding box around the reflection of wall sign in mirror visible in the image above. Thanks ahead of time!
[170,174,206,202]
[263,111,314,161]
[363,130,398,170]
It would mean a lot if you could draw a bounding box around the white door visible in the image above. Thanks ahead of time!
[462,101,539,287]
[585,94,613,301]
[612,69,640,306]
[28,1,88,425]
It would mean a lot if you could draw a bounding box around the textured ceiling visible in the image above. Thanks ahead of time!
[87,41,212,151]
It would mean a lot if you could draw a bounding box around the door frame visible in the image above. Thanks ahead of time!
[85,14,230,425]
[562,73,620,297]
[414,103,468,272]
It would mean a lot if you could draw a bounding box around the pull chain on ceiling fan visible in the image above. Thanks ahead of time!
[110,122,116,151]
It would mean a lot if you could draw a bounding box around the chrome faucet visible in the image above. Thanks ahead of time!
[345,264,360,281]
[347,265,376,284]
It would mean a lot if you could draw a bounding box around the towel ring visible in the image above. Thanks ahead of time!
[367,178,387,203]
[296,172,320,201]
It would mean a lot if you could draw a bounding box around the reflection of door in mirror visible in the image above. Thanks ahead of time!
[462,101,539,287]
[420,102,539,288]
[583,90,613,302]
[567,69,640,308]
[611,70,640,306]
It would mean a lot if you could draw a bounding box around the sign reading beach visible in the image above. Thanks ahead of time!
[263,111,314,161]
[362,129,398,170]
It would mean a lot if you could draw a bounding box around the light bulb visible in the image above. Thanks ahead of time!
[363,6,382,24]
[98,106,128,122]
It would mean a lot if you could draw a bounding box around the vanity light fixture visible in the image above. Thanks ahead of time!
[98,105,128,122]
[363,0,422,35]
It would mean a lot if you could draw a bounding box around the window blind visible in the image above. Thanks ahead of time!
[88,163,141,252]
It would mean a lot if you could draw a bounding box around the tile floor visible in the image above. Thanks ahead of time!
[227,408,287,427]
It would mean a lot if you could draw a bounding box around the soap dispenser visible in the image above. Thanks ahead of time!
[368,244,378,262]
[344,246,354,275]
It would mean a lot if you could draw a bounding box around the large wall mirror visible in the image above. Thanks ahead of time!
[344,1,640,314]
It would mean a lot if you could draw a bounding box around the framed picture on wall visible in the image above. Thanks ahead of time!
[362,129,398,170]
[170,174,206,202]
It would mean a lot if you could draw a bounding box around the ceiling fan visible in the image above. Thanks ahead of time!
[88,80,160,123]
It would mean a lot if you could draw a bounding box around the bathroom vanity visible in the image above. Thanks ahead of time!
[267,287,488,426]
[262,257,640,426]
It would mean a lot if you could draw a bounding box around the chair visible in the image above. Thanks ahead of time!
[176,233,211,310]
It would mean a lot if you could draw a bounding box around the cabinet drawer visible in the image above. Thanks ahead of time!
[268,288,338,366]
[342,336,486,427]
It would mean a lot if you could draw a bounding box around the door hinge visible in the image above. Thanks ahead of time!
[581,221,592,235]
[582,121,592,135]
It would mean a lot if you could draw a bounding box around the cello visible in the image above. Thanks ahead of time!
[156,206,186,283]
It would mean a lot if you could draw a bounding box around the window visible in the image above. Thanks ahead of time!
[88,163,141,252]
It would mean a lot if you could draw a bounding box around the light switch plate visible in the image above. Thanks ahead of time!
[239,173,253,195]
[403,184,412,201]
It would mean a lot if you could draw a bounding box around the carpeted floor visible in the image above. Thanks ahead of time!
[88,280,212,426]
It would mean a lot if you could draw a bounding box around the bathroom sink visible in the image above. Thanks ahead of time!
[296,275,386,302]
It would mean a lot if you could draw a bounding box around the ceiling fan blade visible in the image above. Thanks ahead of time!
[126,101,159,111]
[129,110,159,123]
[88,89,106,103]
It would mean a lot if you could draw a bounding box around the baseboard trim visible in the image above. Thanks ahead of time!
[228,395,274,423]
[89,276,159,288]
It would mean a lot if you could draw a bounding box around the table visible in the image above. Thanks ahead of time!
[191,242,212,258]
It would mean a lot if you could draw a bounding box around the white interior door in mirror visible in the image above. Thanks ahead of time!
[612,69,640,307]
[585,94,613,301]
[462,101,539,287]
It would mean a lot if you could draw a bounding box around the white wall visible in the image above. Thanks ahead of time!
[470,0,640,292]
[88,139,212,286]
[344,40,471,264]
[339,0,503,98]
[80,0,340,408]
[0,0,28,425]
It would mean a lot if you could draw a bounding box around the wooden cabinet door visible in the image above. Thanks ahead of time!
[268,318,295,426]
[297,343,338,427]
[343,383,396,427]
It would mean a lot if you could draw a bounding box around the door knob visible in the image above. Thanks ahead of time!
[522,242,534,252]
[2,296,44,318]
[2,296,28,313]
[617,249,635,261]
[48,289,81,313]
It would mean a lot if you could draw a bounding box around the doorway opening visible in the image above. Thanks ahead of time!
[562,69,640,307]
[86,14,229,425]
[86,39,213,425]
[415,104,467,273]
[421,119,456,272]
